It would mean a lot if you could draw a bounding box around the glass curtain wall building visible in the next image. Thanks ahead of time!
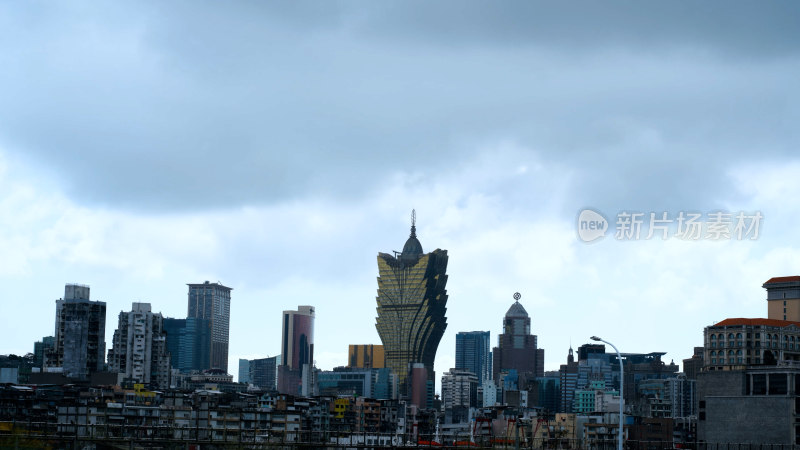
[455,331,491,385]
[375,212,449,397]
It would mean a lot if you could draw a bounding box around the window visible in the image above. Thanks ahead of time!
[769,374,788,395]
[752,374,767,395]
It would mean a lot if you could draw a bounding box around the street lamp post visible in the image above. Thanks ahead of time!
[591,336,624,450]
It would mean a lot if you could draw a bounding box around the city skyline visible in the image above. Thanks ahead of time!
[2,1,800,386]
[21,272,800,382]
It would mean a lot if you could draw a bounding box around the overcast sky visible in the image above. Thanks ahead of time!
[2,1,800,384]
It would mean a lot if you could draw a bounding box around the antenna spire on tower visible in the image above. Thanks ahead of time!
[410,209,417,238]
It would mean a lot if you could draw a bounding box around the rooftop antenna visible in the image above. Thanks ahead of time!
[410,209,417,238]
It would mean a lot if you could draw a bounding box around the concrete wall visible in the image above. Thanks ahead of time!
[698,369,795,444]
[701,395,793,444]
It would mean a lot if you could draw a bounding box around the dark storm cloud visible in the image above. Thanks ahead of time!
[0,1,797,212]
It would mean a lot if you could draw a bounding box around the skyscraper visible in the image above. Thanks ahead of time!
[163,317,211,372]
[48,284,107,380]
[492,294,544,381]
[455,331,491,385]
[375,211,449,397]
[187,281,232,372]
[107,302,171,388]
[278,305,315,395]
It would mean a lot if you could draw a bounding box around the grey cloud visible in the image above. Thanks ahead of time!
[0,1,797,213]
[344,1,800,58]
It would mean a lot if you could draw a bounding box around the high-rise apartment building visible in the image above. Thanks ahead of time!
[47,284,107,380]
[348,344,385,369]
[107,303,171,389]
[492,295,544,381]
[375,212,448,397]
[163,317,211,372]
[455,331,491,385]
[187,281,232,372]
[278,305,315,395]
[663,374,696,419]
[441,368,479,411]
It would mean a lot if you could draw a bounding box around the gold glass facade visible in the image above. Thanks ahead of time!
[348,344,385,368]
[375,220,448,395]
